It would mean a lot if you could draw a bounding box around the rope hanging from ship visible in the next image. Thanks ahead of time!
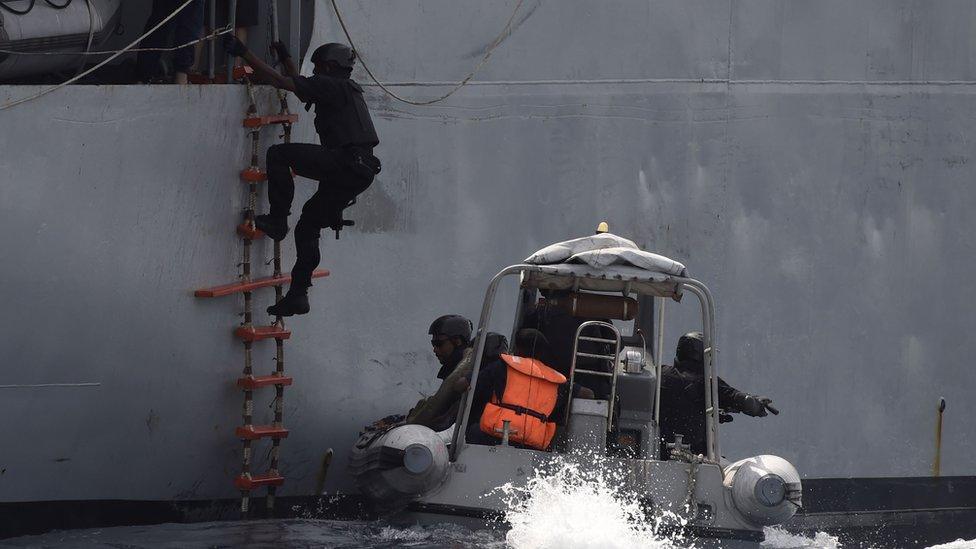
[329,0,524,106]
[0,0,524,106]
[0,26,233,56]
[0,0,227,111]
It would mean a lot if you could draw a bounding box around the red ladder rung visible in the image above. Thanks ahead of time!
[243,114,298,128]
[240,167,267,182]
[235,472,284,490]
[236,222,264,240]
[195,269,329,298]
[237,374,293,390]
[235,325,291,342]
[233,65,255,80]
[236,424,289,440]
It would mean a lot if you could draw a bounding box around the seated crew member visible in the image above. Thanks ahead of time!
[659,331,775,458]
[466,329,567,450]
[405,315,474,431]
[520,289,616,400]
[512,327,595,420]
[224,37,382,316]
[406,315,511,431]
[361,316,499,435]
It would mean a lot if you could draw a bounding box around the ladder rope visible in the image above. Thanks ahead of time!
[264,80,293,512]
[233,68,295,516]
[239,73,260,516]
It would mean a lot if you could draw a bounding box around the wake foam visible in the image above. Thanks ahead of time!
[926,540,976,549]
[497,458,694,549]
[761,526,841,548]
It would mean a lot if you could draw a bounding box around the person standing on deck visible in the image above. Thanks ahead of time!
[224,37,381,316]
[659,331,775,458]
[218,0,259,69]
[137,0,205,84]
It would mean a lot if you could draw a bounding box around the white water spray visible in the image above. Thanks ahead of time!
[761,526,841,549]
[926,540,976,549]
[497,457,694,549]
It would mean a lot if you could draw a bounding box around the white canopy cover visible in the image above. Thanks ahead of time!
[524,233,687,276]
[521,233,688,299]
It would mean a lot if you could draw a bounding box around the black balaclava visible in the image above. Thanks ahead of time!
[675,331,705,374]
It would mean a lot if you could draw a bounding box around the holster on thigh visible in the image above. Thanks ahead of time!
[318,185,366,240]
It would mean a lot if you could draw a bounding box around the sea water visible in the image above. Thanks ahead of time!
[2,459,973,549]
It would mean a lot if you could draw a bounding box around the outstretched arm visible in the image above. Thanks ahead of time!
[245,51,296,92]
[272,41,300,78]
[718,378,773,417]
[281,56,300,78]
[226,36,296,92]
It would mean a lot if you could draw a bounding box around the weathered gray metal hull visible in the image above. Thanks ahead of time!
[1,0,975,507]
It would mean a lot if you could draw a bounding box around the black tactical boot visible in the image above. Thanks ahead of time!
[267,288,310,317]
[254,214,289,241]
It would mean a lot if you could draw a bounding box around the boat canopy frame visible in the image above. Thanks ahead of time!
[449,263,722,462]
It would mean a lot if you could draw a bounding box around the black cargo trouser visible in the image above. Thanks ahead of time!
[266,143,376,291]
[137,0,205,79]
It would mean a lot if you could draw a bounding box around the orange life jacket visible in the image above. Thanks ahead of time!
[479,353,567,450]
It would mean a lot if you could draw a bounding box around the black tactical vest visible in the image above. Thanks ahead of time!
[312,79,379,149]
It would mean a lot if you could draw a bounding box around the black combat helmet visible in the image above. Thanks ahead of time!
[428,314,473,344]
[310,43,356,69]
[676,331,705,365]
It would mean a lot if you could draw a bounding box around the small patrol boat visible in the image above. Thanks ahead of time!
[349,230,802,547]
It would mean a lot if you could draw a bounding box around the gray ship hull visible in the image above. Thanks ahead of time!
[1,0,974,537]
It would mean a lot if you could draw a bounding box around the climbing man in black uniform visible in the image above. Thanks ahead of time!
[225,37,381,316]
[659,331,776,458]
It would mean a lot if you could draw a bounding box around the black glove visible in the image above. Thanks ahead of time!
[224,35,248,57]
[741,395,769,417]
[271,40,291,61]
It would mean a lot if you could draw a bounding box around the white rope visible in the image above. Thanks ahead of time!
[72,0,94,76]
[330,0,524,106]
[0,0,198,111]
[0,26,233,56]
